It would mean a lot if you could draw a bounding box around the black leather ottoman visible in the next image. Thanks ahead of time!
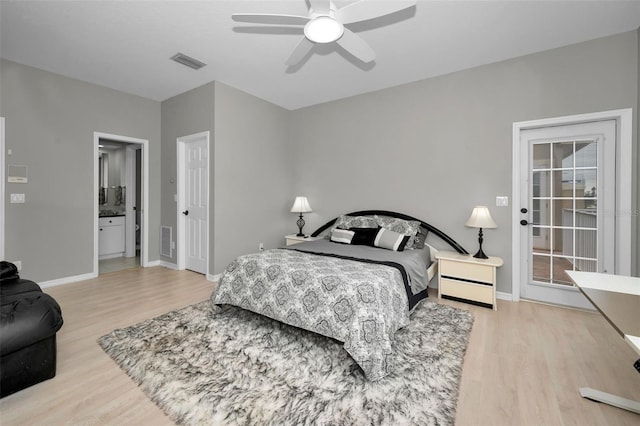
[1,261,64,397]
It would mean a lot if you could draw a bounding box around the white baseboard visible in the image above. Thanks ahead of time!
[145,260,161,267]
[40,272,98,289]
[207,273,221,282]
[496,291,513,301]
[159,260,177,270]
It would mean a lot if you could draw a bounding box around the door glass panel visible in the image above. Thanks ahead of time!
[532,199,550,226]
[575,201,597,228]
[576,169,597,197]
[529,138,599,287]
[532,171,550,197]
[553,257,575,285]
[532,255,551,283]
[553,142,574,168]
[552,199,573,227]
[533,143,551,169]
[575,141,597,167]
[552,170,573,197]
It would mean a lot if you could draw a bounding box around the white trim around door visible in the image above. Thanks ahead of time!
[176,131,210,275]
[93,132,150,277]
[512,109,633,302]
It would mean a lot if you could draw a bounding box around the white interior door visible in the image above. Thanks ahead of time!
[518,120,616,309]
[179,134,209,274]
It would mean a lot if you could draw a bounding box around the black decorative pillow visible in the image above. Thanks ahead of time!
[349,227,379,246]
[330,228,355,244]
[374,215,421,249]
[374,228,410,252]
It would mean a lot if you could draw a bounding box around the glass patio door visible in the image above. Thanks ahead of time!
[519,120,616,309]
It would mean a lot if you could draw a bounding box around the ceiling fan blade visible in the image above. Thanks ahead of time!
[335,0,416,24]
[232,14,310,26]
[285,37,315,66]
[309,0,330,15]
[336,28,375,63]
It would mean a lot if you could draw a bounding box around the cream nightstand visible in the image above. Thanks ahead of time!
[435,250,503,310]
[285,234,321,246]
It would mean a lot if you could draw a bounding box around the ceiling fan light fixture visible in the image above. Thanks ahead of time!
[304,16,344,43]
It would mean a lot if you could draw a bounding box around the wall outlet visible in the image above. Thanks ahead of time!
[259,243,264,252]
[13,260,22,271]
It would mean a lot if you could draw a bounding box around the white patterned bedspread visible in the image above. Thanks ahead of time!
[211,248,410,380]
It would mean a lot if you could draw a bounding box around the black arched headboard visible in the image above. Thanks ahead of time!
[310,210,468,255]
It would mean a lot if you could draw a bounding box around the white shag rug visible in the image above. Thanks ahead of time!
[98,300,473,425]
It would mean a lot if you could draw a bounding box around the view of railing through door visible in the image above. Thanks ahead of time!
[531,139,598,286]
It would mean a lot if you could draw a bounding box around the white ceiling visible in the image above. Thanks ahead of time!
[2,1,639,110]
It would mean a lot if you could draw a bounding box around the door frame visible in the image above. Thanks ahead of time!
[93,132,150,276]
[176,131,210,275]
[512,109,632,302]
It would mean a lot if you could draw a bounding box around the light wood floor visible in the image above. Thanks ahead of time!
[1,267,638,425]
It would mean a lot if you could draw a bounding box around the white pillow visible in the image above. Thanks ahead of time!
[330,228,355,244]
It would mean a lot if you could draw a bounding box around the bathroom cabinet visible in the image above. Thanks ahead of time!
[99,216,125,258]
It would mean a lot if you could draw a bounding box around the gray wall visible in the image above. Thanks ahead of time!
[1,59,161,282]
[212,82,292,273]
[637,27,640,275]
[289,31,639,294]
[159,81,292,275]
[160,81,215,266]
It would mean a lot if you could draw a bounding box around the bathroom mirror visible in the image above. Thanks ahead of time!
[99,152,109,205]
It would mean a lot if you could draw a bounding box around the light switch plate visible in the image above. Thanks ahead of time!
[496,196,509,207]
[10,193,25,203]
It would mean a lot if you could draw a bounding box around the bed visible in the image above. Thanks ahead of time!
[211,210,467,380]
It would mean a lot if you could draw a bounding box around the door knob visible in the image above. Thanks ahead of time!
[520,208,528,214]
[182,210,189,216]
[520,219,529,226]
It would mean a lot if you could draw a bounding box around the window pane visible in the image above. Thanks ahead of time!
[551,228,573,256]
[575,141,597,167]
[532,171,550,197]
[533,143,550,169]
[552,170,573,197]
[576,169,597,197]
[574,204,597,229]
[532,255,551,283]
[533,199,550,226]
[532,228,550,252]
[553,142,574,168]
[552,199,573,227]
[553,256,576,286]
[575,229,597,260]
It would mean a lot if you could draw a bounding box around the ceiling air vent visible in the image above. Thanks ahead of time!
[170,53,207,70]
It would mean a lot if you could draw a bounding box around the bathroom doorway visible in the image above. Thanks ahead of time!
[94,132,149,276]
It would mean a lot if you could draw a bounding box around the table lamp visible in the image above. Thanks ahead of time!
[465,206,497,259]
[290,196,312,236]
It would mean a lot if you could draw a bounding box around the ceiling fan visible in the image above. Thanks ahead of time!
[232,0,417,66]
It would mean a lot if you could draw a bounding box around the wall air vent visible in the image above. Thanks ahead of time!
[170,53,207,70]
[160,226,173,258]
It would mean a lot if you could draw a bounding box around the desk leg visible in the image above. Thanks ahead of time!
[580,387,640,414]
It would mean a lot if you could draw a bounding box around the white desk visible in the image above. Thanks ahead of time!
[567,271,640,414]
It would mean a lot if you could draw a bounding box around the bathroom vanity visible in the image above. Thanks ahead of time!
[99,214,125,258]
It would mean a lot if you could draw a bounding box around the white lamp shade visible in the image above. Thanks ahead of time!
[290,196,312,213]
[465,206,497,229]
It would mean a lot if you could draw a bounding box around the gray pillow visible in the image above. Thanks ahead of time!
[326,215,378,238]
[374,228,410,251]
